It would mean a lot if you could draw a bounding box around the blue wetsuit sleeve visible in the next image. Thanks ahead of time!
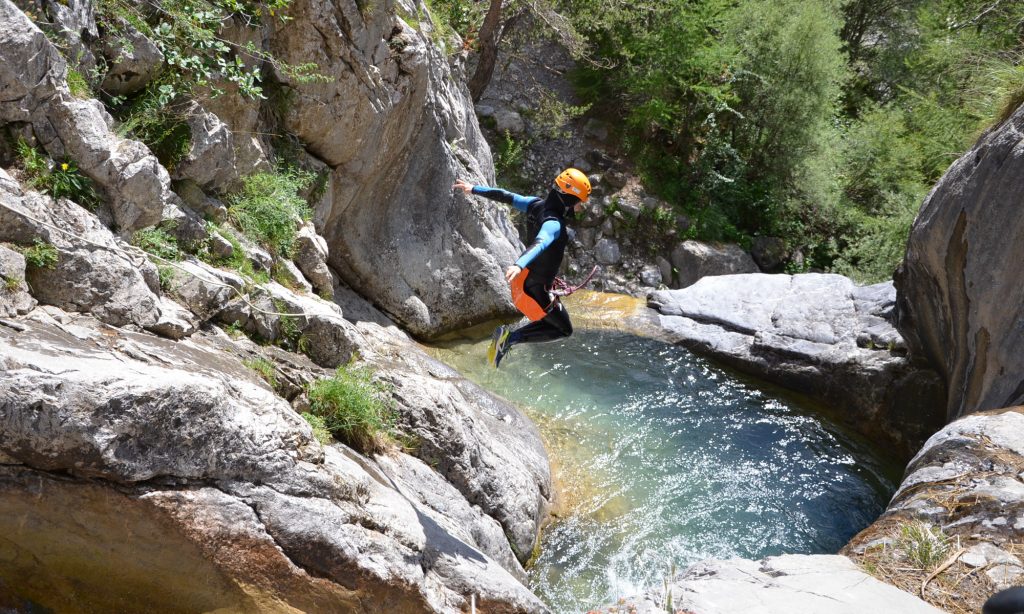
[515,220,561,269]
[471,186,539,212]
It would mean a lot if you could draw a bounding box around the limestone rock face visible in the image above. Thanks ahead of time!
[267,0,521,337]
[649,273,946,455]
[0,310,548,613]
[670,240,759,289]
[0,170,163,329]
[170,102,240,192]
[0,0,172,233]
[99,22,164,96]
[610,555,943,614]
[0,245,35,317]
[895,104,1024,421]
[844,408,1024,604]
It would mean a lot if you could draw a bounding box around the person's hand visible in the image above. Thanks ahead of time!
[453,179,473,194]
[505,265,522,283]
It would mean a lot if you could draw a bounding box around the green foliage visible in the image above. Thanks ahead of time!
[113,85,193,170]
[494,130,531,192]
[22,240,59,270]
[66,68,92,98]
[300,412,333,445]
[307,362,396,454]
[131,225,182,261]
[896,521,950,570]
[243,356,278,389]
[226,169,314,256]
[523,90,591,140]
[157,264,177,291]
[16,141,100,209]
[2,274,22,292]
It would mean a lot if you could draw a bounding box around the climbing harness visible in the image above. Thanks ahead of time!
[550,265,599,297]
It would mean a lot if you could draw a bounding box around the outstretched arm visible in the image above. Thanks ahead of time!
[453,179,538,212]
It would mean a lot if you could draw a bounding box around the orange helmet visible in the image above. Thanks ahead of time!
[554,168,591,202]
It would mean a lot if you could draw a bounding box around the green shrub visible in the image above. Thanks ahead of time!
[15,141,99,209]
[300,412,332,445]
[227,169,314,256]
[131,225,182,261]
[22,240,59,269]
[66,68,92,98]
[307,362,395,454]
[2,274,21,292]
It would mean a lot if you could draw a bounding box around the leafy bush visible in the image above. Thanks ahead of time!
[131,225,182,261]
[227,169,314,256]
[307,362,395,454]
[16,141,99,209]
[22,240,59,269]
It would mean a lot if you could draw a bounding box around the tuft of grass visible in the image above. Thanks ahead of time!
[226,169,314,257]
[156,264,176,291]
[300,412,332,445]
[131,225,181,261]
[243,356,278,389]
[66,68,92,98]
[897,521,950,570]
[2,274,22,292]
[307,362,395,454]
[22,240,59,269]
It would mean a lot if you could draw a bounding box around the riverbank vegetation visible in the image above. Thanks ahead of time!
[441,0,1024,283]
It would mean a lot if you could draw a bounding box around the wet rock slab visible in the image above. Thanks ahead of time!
[648,273,946,456]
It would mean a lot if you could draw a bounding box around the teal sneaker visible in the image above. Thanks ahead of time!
[488,325,513,368]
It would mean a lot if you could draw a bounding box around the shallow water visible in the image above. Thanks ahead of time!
[431,328,900,613]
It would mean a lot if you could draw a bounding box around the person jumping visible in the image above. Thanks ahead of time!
[454,168,592,368]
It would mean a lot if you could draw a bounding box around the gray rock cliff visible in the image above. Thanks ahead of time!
[895,103,1024,421]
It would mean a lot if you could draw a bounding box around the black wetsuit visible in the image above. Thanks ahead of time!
[471,186,577,345]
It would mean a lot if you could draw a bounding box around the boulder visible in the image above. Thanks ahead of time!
[648,273,946,455]
[750,236,787,272]
[1,0,177,233]
[609,555,942,614]
[0,311,547,613]
[638,263,662,287]
[0,0,66,121]
[265,0,521,338]
[844,408,1024,607]
[0,170,163,329]
[293,221,333,297]
[895,103,1024,421]
[218,281,362,368]
[595,238,621,265]
[163,258,245,323]
[171,102,240,192]
[0,245,35,317]
[670,240,758,288]
[99,21,163,96]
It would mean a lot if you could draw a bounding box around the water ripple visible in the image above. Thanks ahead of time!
[431,329,899,613]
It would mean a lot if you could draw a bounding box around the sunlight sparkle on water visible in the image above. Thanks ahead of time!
[432,329,899,613]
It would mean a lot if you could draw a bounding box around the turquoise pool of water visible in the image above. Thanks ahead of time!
[432,328,901,613]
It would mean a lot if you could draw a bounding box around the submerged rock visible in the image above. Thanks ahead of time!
[649,273,946,456]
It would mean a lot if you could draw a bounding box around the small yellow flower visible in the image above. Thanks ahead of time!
[60,163,69,171]
[269,8,275,16]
